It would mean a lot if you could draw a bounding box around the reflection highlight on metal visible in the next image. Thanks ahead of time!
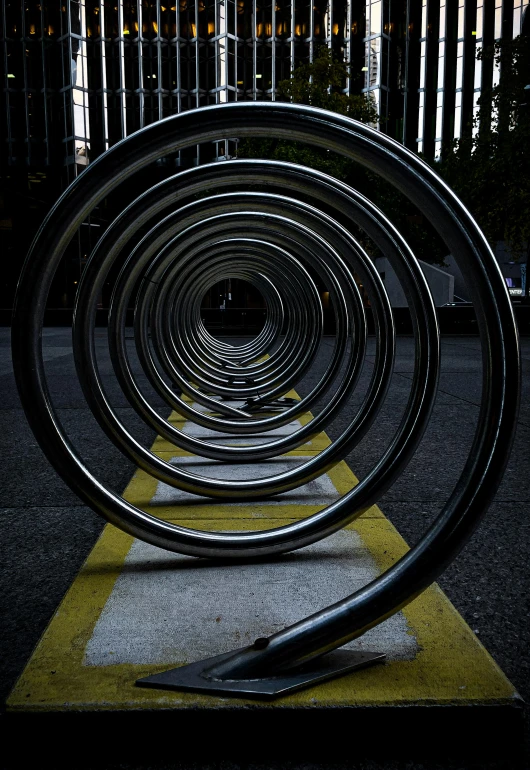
[12,103,520,697]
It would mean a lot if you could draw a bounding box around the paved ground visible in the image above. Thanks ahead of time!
[0,327,529,770]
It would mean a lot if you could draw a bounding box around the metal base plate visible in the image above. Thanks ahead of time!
[136,649,386,699]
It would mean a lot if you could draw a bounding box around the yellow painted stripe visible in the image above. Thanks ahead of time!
[7,391,519,712]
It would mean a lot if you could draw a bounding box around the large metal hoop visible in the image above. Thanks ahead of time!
[12,103,520,689]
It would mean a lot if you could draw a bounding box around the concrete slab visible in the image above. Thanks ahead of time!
[122,452,385,520]
[6,515,519,712]
[150,456,341,507]
[83,528,418,668]
[4,392,524,764]
[151,408,332,453]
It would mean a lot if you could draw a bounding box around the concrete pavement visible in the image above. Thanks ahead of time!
[0,328,529,769]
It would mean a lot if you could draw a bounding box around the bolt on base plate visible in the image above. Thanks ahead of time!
[136,648,386,699]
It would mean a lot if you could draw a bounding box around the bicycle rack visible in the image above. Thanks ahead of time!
[11,103,520,697]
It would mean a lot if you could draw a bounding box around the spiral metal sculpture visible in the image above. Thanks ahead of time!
[12,103,520,697]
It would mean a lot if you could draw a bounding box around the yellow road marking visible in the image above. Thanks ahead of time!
[6,391,519,712]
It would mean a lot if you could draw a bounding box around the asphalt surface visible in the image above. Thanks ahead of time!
[0,327,529,770]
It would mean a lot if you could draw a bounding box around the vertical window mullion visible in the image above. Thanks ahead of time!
[416,0,428,154]
[253,0,257,100]
[157,2,162,119]
[117,0,126,136]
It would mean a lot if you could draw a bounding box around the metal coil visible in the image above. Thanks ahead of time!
[12,103,520,686]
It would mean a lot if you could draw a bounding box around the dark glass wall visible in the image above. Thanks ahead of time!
[1,0,526,310]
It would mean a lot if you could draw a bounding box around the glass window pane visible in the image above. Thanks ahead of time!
[370,1,381,35]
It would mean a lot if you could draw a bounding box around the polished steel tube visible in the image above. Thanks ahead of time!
[12,103,520,681]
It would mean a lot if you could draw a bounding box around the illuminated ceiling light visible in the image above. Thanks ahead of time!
[362,66,368,71]
[472,30,477,35]
[7,73,15,78]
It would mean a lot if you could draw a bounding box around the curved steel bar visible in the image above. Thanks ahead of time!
[12,102,520,688]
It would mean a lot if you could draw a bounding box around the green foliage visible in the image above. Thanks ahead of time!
[238,48,377,180]
[348,169,448,265]
[238,47,448,265]
[275,47,378,124]
[436,35,530,262]
[239,37,530,269]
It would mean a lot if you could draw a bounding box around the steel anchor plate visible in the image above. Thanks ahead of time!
[136,649,386,699]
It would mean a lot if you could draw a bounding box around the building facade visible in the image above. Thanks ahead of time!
[1,0,529,309]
